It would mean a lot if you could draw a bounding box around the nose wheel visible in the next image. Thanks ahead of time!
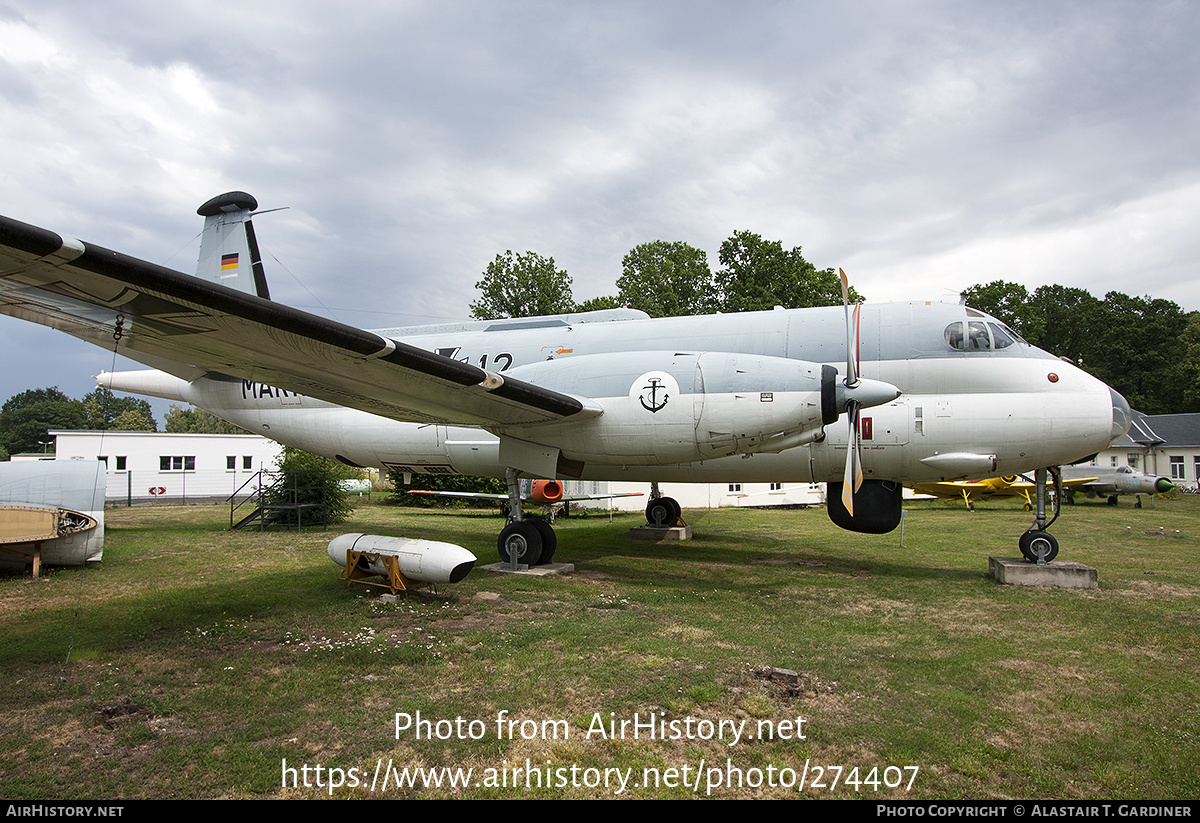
[1019,529,1059,563]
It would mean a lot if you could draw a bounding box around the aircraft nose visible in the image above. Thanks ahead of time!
[1155,477,1175,494]
[1110,388,1132,444]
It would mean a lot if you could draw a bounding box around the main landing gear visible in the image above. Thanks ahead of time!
[645,481,683,527]
[1019,467,1060,563]
[497,468,557,568]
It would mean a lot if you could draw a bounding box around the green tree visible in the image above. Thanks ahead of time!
[264,446,362,526]
[81,387,157,431]
[715,231,856,312]
[111,408,157,431]
[962,281,1037,340]
[470,251,575,320]
[0,387,84,456]
[575,295,622,312]
[164,404,246,434]
[388,469,506,508]
[617,241,715,317]
[1090,292,1191,414]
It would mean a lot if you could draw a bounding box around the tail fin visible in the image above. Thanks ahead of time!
[195,191,270,299]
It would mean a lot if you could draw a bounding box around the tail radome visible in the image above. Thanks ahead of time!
[195,191,270,299]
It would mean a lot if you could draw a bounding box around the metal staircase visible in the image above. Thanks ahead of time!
[229,469,329,531]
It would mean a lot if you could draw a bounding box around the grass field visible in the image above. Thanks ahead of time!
[1,494,1197,799]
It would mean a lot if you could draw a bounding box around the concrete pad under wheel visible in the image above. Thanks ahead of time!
[630,525,693,540]
[483,561,575,576]
[989,557,1098,589]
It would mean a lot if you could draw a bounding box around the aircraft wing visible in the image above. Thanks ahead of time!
[908,481,995,498]
[910,476,1097,501]
[407,490,645,501]
[0,215,594,428]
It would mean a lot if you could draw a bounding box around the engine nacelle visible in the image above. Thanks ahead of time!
[497,352,852,465]
[327,533,476,584]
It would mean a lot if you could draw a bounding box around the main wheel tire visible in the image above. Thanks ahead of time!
[498,521,542,566]
[530,519,556,564]
[645,496,681,527]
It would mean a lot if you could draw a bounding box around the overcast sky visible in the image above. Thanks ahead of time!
[1,1,1198,417]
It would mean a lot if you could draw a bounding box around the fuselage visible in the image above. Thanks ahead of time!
[103,301,1130,486]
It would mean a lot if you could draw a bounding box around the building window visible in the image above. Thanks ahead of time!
[1127,454,1140,469]
[770,482,783,491]
[115,456,127,471]
[97,455,107,466]
[159,455,196,472]
[1170,456,1185,480]
[227,456,236,470]
[728,483,742,492]
[243,456,253,470]
[1111,456,1118,467]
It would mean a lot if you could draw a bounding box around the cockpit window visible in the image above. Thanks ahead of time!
[988,322,1015,349]
[945,319,1023,352]
[944,322,965,350]
[967,321,991,350]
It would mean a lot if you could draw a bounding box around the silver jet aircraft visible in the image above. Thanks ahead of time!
[0,192,1132,566]
[1062,465,1174,506]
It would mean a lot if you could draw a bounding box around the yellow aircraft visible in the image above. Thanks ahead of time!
[909,475,1096,511]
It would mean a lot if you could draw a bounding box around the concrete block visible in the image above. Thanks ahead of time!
[629,524,693,541]
[989,556,1098,589]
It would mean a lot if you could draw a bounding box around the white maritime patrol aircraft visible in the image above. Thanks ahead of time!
[0,192,1132,567]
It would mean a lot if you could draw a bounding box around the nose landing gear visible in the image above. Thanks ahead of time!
[1019,467,1061,564]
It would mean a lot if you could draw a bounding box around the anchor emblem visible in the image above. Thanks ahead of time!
[639,377,669,413]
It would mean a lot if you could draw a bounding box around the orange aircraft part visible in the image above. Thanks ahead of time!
[529,480,564,503]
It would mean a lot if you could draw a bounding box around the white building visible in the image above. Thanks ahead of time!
[50,430,283,504]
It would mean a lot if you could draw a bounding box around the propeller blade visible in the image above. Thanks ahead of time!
[839,268,860,388]
[851,301,862,386]
[841,400,864,515]
[838,269,868,518]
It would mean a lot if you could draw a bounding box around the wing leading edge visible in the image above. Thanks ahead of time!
[0,213,593,428]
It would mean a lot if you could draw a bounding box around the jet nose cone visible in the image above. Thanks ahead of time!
[1110,388,1132,443]
[1155,477,1175,494]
